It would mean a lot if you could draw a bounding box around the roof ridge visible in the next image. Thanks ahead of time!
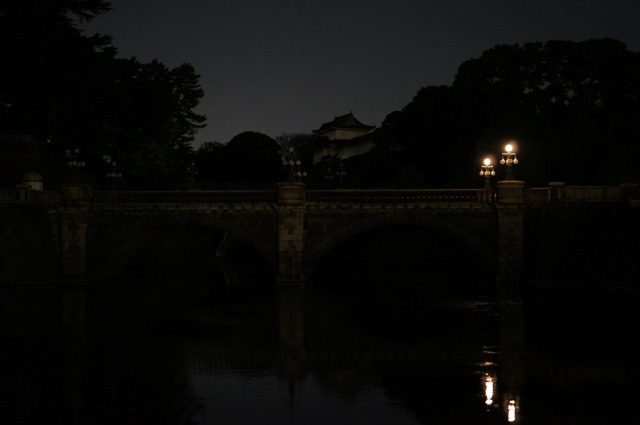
[313,112,375,134]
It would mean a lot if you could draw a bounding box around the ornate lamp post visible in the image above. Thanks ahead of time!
[67,148,86,180]
[187,161,198,188]
[323,157,347,188]
[336,161,347,183]
[324,159,347,183]
[106,161,122,189]
[324,166,334,185]
[283,147,306,182]
[500,144,519,180]
[479,157,495,190]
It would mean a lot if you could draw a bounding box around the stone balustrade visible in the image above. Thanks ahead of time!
[306,189,485,203]
[90,190,278,204]
[1,183,638,206]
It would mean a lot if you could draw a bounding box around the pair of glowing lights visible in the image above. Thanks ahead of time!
[480,144,519,176]
[484,375,518,422]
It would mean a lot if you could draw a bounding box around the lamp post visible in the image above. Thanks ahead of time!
[283,147,306,183]
[187,161,198,188]
[336,161,347,183]
[106,161,122,189]
[323,157,347,188]
[500,144,519,180]
[324,166,334,185]
[67,148,85,180]
[479,157,495,190]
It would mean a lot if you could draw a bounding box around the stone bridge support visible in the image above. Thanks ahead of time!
[60,184,90,276]
[496,181,525,288]
[277,183,306,283]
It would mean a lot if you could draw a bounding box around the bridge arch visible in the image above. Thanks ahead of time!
[88,212,277,279]
[303,211,496,279]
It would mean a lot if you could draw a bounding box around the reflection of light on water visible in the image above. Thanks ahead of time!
[484,375,494,406]
[507,399,517,422]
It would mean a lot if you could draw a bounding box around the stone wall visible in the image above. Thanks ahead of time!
[524,202,640,284]
[0,204,59,282]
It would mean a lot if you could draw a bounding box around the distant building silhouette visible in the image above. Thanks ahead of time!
[312,112,376,163]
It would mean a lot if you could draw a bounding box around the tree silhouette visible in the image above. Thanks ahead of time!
[380,38,640,186]
[0,0,207,189]
[195,132,282,186]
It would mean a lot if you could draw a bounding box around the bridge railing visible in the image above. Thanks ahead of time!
[526,184,638,202]
[90,190,278,204]
[0,188,62,203]
[563,186,625,201]
[3,184,637,206]
[0,188,19,202]
[523,188,550,203]
[306,189,489,203]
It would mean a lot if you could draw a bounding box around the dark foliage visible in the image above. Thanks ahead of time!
[194,132,282,186]
[380,39,640,186]
[0,0,207,189]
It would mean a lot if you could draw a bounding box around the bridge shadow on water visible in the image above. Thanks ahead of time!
[1,222,639,424]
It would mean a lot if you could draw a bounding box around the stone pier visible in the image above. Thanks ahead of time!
[277,182,306,284]
[60,184,90,276]
[496,180,525,286]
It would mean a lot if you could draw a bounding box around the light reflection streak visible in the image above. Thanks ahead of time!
[507,399,517,422]
[484,374,495,406]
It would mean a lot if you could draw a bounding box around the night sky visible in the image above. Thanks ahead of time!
[81,0,640,147]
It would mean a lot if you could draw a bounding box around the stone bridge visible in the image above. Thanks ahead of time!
[1,181,638,285]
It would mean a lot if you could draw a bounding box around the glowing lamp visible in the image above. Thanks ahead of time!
[500,143,519,179]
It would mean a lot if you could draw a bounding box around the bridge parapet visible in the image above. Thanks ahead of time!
[3,184,637,207]
[524,183,639,204]
[0,188,21,201]
[90,190,278,204]
[306,188,489,204]
[562,185,628,201]
[28,190,61,204]
[523,188,549,203]
[0,188,61,203]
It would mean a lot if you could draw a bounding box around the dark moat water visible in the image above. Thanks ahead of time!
[1,275,638,424]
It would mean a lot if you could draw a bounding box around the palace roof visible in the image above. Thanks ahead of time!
[312,112,375,134]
